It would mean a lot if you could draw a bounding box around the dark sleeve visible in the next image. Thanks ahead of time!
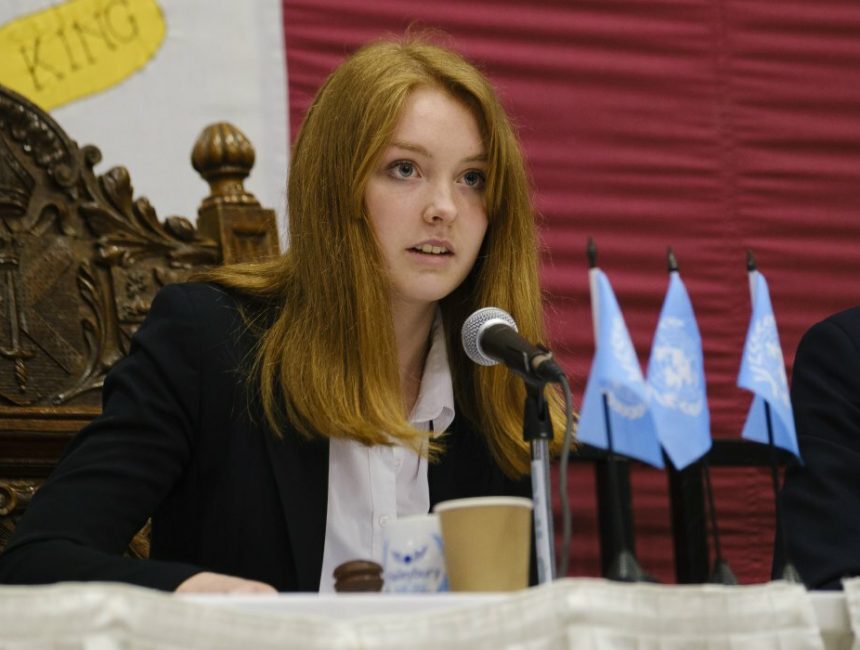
[781,314,860,589]
[0,284,209,590]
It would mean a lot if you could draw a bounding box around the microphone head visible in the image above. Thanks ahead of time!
[461,307,517,366]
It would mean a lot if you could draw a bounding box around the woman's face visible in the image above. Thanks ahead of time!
[364,86,489,312]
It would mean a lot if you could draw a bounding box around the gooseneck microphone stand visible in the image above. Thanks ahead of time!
[460,306,562,585]
[522,373,556,584]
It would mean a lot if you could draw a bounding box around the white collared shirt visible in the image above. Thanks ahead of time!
[318,314,455,592]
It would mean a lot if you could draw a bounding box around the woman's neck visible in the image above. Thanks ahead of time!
[390,300,437,417]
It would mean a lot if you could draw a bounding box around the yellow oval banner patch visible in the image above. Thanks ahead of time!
[0,0,165,110]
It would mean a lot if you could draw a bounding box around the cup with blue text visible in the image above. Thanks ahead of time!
[382,514,448,593]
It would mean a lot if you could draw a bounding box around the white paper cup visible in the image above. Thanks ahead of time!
[382,514,448,593]
[433,496,532,592]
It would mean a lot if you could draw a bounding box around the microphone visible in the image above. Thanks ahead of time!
[461,307,565,383]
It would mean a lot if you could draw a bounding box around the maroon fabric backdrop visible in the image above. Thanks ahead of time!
[282,0,860,583]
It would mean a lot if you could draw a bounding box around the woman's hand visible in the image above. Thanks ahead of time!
[176,571,277,594]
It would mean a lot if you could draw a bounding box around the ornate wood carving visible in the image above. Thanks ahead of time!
[0,83,280,557]
[0,479,36,517]
[0,86,220,409]
[0,479,36,555]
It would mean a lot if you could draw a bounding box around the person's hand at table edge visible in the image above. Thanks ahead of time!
[176,571,277,593]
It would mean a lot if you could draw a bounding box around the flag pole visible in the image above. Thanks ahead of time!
[665,247,736,585]
[747,250,801,583]
[701,455,738,584]
[764,402,801,582]
[588,238,650,582]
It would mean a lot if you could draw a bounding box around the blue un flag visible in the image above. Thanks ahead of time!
[737,272,800,458]
[646,272,712,469]
[578,269,663,468]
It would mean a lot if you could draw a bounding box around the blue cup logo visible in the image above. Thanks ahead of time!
[392,544,428,565]
[382,518,448,593]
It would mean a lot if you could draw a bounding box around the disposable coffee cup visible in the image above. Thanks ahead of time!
[433,496,532,592]
[382,514,448,593]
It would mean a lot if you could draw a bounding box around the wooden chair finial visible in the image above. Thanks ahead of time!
[191,122,260,208]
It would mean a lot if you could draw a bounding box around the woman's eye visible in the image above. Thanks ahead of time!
[390,161,416,178]
[462,170,486,189]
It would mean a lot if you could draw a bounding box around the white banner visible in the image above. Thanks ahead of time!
[0,0,289,232]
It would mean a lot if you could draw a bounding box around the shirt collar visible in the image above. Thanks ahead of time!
[408,309,455,436]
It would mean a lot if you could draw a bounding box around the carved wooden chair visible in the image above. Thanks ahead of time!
[0,84,280,556]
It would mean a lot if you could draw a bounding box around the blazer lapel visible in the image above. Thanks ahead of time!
[429,415,484,506]
[263,429,329,591]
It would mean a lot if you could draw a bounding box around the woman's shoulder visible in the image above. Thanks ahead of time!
[141,282,269,356]
[150,282,267,323]
[153,281,237,310]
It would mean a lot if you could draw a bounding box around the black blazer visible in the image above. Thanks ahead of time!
[780,305,860,589]
[0,283,530,591]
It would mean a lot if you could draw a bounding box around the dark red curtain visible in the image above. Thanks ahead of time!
[282,0,860,583]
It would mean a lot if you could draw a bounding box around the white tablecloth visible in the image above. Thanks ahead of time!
[0,579,852,649]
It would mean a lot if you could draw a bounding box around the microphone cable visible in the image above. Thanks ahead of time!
[557,374,576,578]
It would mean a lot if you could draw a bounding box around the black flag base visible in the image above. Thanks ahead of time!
[608,549,659,583]
[780,562,804,584]
[708,559,738,586]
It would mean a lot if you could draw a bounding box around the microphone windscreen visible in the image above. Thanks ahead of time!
[461,307,517,366]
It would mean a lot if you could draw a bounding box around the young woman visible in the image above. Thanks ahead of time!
[0,38,561,593]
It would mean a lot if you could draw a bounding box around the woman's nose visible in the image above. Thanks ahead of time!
[422,181,457,223]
